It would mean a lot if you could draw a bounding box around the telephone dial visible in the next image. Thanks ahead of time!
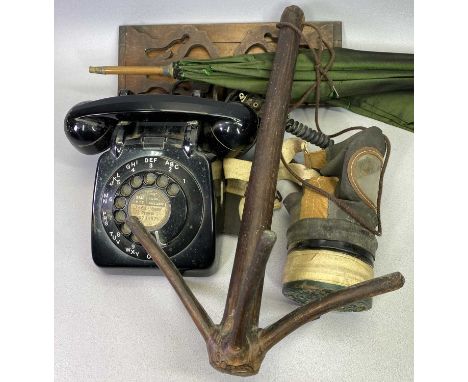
[65,94,258,274]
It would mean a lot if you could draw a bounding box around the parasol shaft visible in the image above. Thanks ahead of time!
[89,65,172,76]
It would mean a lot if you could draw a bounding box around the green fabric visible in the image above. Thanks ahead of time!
[327,90,414,132]
[175,48,414,131]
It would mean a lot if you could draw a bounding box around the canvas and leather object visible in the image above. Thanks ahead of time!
[282,126,386,311]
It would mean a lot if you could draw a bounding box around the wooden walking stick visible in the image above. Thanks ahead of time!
[126,5,404,376]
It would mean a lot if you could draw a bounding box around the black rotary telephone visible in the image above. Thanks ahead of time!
[65,94,258,275]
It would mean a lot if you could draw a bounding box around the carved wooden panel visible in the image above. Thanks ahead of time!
[118,21,342,96]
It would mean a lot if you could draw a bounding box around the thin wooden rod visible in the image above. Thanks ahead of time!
[126,217,214,342]
[260,272,405,351]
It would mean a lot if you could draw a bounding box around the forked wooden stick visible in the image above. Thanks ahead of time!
[128,217,404,376]
[127,5,405,376]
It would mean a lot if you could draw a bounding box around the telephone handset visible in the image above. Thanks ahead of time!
[65,94,258,274]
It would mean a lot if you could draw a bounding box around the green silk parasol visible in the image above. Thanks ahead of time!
[90,48,414,131]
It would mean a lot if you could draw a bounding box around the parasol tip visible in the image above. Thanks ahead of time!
[89,66,104,74]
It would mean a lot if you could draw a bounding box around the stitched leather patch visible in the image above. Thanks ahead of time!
[347,147,383,211]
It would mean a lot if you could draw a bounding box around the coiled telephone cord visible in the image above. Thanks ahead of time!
[285,118,333,149]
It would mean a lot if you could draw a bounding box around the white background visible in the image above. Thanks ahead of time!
[54,1,413,381]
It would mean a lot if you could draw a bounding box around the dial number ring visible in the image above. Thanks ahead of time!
[100,156,204,260]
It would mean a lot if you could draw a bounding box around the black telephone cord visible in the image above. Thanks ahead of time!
[285,118,333,149]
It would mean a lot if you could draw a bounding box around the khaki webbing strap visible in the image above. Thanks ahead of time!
[225,178,248,197]
[304,150,327,169]
[224,158,319,185]
[223,138,319,185]
[299,176,338,219]
[211,159,223,180]
[278,163,319,183]
[238,195,282,219]
[223,158,252,182]
[282,138,307,164]
[223,138,313,219]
